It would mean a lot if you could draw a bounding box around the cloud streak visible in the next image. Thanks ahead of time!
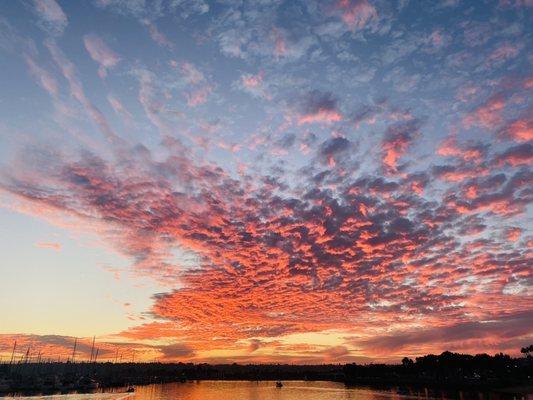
[32,0,67,35]
[83,34,121,78]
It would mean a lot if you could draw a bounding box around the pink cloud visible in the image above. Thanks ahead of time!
[181,62,205,85]
[493,143,532,167]
[107,94,132,121]
[505,227,522,242]
[499,118,533,142]
[272,27,287,57]
[463,94,506,129]
[46,40,123,146]
[141,19,173,48]
[297,109,342,125]
[33,0,68,35]
[296,91,343,125]
[83,34,121,78]
[239,71,270,99]
[24,54,58,97]
[242,72,264,88]
[436,136,485,163]
[336,0,378,31]
[3,128,530,360]
[381,120,420,173]
[186,85,213,107]
[486,43,521,68]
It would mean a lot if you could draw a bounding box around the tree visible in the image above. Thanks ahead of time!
[401,357,414,367]
[520,345,533,357]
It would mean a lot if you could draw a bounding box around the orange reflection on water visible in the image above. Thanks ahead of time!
[131,381,410,400]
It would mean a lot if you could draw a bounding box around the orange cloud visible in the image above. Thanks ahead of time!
[297,109,342,125]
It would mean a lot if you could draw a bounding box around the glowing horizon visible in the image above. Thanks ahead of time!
[0,0,531,364]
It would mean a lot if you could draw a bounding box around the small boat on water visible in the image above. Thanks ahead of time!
[275,381,283,388]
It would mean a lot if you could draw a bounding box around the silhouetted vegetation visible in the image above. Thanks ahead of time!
[521,345,533,357]
[0,362,343,394]
[0,350,531,396]
[344,350,532,390]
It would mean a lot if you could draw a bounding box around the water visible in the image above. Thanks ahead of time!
[4,381,531,400]
[120,381,401,400]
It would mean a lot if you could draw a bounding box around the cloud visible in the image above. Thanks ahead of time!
[493,143,533,167]
[432,163,488,183]
[210,2,316,62]
[354,312,533,355]
[504,227,522,242]
[437,136,487,163]
[180,62,204,85]
[317,137,352,166]
[486,42,521,68]
[32,0,68,35]
[0,0,531,364]
[159,343,196,360]
[83,34,121,78]
[2,121,530,360]
[296,91,342,125]
[24,54,58,97]
[107,94,133,122]
[186,85,213,107]
[94,0,208,48]
[381,119,421,173]
[322,345,350,361]
[499,118,533,142]
[45,40,123,146]
[141,19,173,48]
[238,71,269,99]
[96,0,208,19]
[0,334,157,362]
[36,241,61,251]
[462,82,530,138]
[248,339,262,353]
[241,72,263,88]
[463,94,506,129]
[336,0,378,31]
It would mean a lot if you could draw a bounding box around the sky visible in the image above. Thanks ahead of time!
[0,0,531,364]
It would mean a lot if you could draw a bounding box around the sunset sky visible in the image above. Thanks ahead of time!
[0,0,531,364]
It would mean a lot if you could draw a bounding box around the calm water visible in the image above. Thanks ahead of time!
[5,381,531,400]
[118,381,405,400]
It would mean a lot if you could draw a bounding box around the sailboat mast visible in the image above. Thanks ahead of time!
[89,336,96,362]
[71,338,77,363]
[9,341,17,365]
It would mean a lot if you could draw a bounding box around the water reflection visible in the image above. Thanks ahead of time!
[5,382,530,400]
[130,381,403,400]
[126,382,530,400]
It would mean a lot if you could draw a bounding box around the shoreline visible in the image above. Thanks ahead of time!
[2,354,531,397]
[1,379,532,398]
